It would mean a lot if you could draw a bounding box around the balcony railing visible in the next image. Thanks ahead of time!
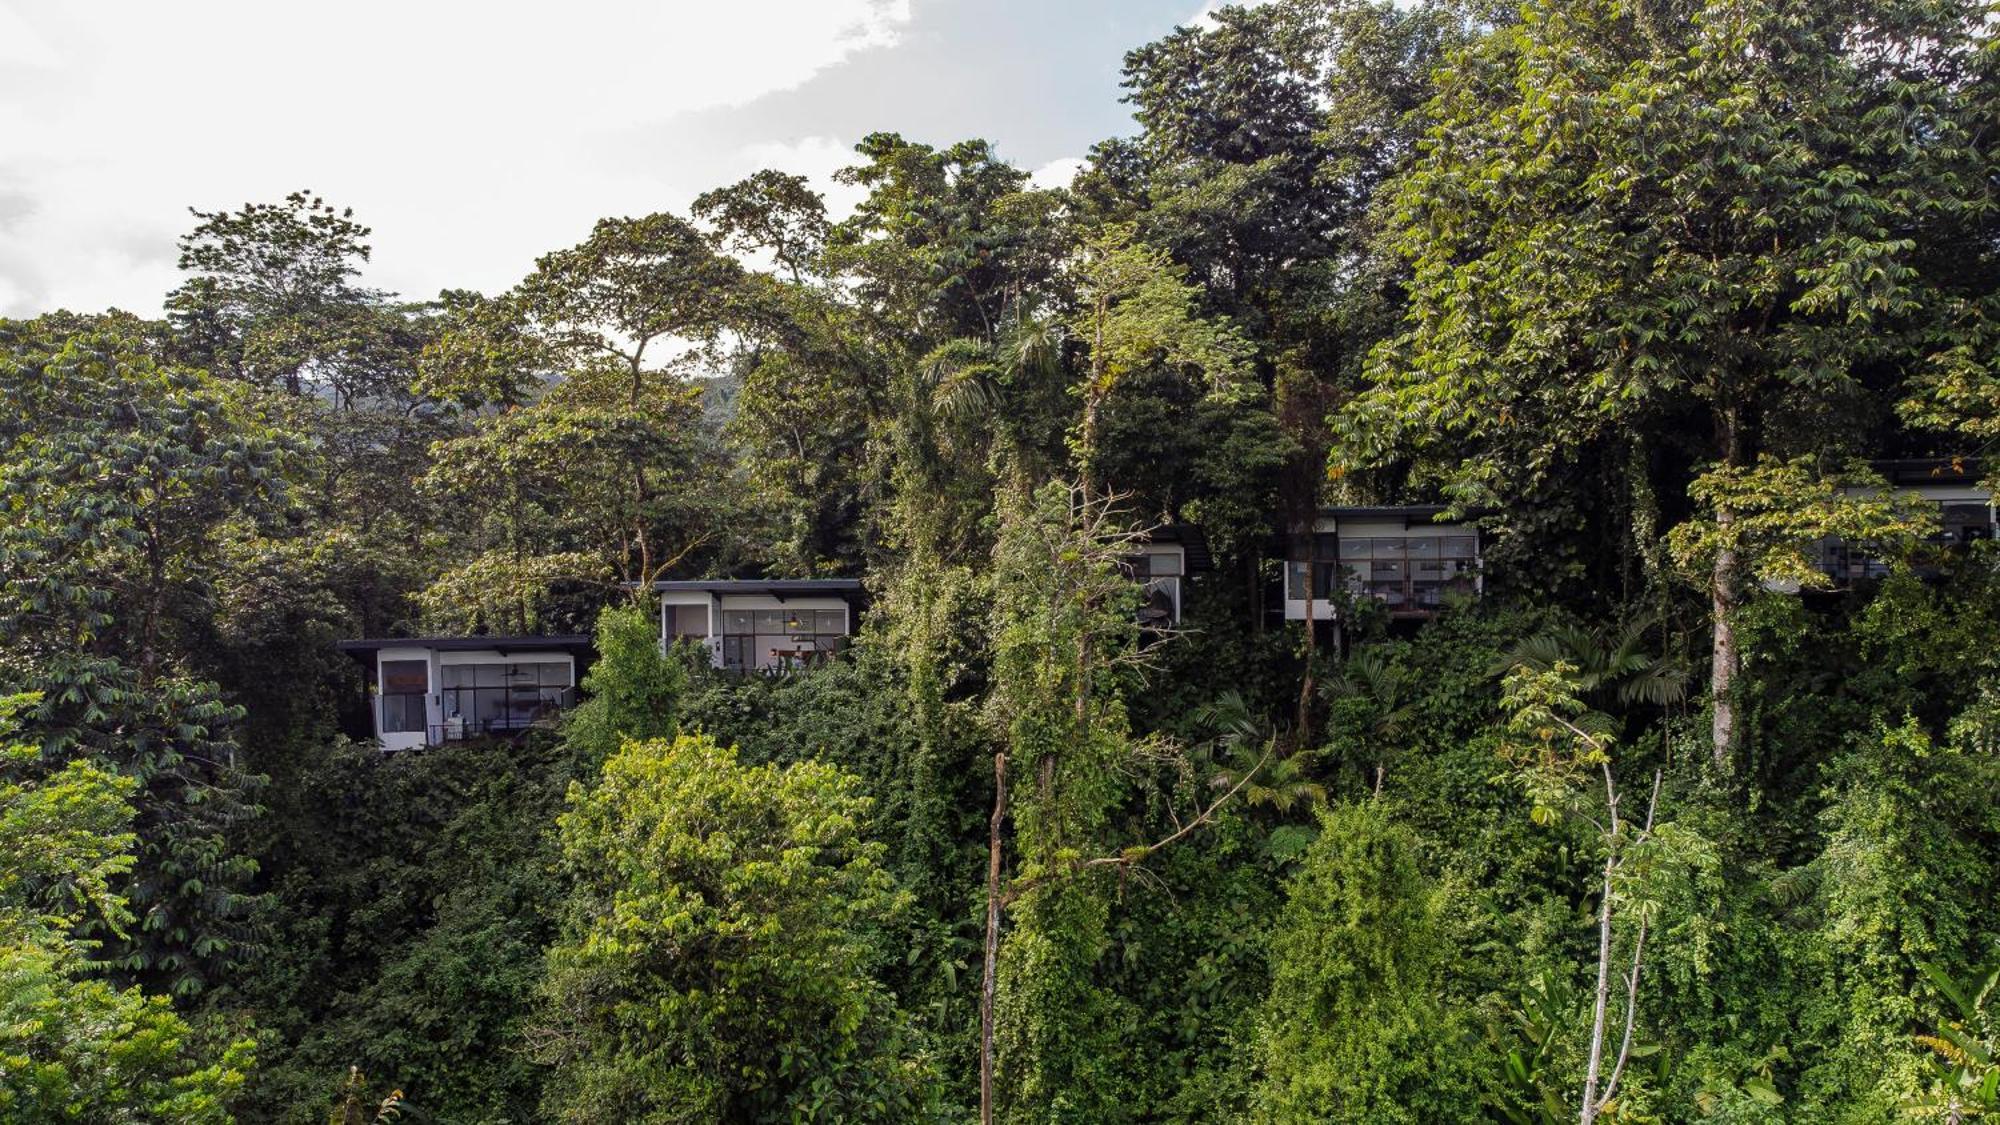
[377,687,577,748]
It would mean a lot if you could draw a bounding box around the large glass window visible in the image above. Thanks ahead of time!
[719,605,850,671]
[439,660,573,736]
[1815,500,1995,583]
[1287,532,1478,611]
[1122,549,1186,625]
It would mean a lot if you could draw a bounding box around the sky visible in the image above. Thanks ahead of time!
[0,0,1220,317]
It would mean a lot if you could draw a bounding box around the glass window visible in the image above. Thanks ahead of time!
[754,610,785,634]
[1314,562,1340,600]
[382,693,426,734]
[668,604,709,637]
[382,659,427,693]
[532,662,571,687]
[473,687,511,727]
[441,664,472,688]
[471,663,507,687]
[723,609,754,635]
[1147,550,1183,576]
[1444,536,1477,558]
[1286,561,1308,599]
[1408,537,1439,558]
[1374,539,1406,559]
[1942,504,1994,544]
[1339,537,1372,560]
[815,609,846,634]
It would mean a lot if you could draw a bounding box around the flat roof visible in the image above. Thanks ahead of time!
[1320,504,1455,519]
[336,635,594,654]
[1146,523,1214,572]
[652,579,864,597]
[1875,457,1986,486]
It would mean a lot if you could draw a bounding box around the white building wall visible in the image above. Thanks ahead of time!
[369,645,577,750]
[373,645,438,752]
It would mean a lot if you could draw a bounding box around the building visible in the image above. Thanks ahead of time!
[654,579,865,672]
[1127,524,1211,628]
[337,635,593,751]
[1281,505,1482,620]
[1811,459,1994,585]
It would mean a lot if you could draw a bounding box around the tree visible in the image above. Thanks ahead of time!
[166,191,449,694]
[1066,223,1253,498]
[1251,801,1483,1123]
[1500,663,1718,1124]
[419,216,746,611]
[983,480,1265,1123]
[0,696,254,1121]
[696,171,892,572]
[1105,0,1468,530]
[533,733,932,1122]
[0,321,290,993]
[1336,0,2000,765]
[561,603,687,763]
[168,188,439,421]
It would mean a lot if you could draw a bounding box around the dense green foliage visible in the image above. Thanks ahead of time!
[536,733,930,1121]
[4,1,2000,1120]
[0,697,253,1120]
[1252,802,1482,1122]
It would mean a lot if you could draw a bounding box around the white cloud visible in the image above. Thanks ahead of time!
[734,135,870,222]
[1029,156,1086,190]
[1185,0,1275,30]
[0,4,58,66]
[0,0,912,315]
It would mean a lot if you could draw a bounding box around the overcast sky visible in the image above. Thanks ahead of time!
[0,0,1221,317]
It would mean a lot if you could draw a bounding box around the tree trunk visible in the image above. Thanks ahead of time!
[979,751,1008,1125]
[1579,851,1618,1125]
[1247,555,1262,635]
[1710,535,1738,768]
[1296,544,1316,744]
[1709,400,1744,768]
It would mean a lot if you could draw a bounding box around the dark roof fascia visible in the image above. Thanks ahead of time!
[335,635,594,655]
[1872,457,1986,487]
[650,579,866,601]
[1318,504,1454,519]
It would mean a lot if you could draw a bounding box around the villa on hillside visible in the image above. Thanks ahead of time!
[1809,458,1995,587]
[654,578,865,672]
[337,635,593,751]
[1281,505,1483,620]
[1127,524,1209,629]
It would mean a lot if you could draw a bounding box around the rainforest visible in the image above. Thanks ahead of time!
[4,1,2000,1121]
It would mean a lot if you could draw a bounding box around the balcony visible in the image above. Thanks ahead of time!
[378,685,577,748]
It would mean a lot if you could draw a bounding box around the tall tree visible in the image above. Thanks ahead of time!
[168,189,427,407]
[533,733,931,1121]
[0,696,255,1121]
[418,214,747,617]
[1334,0,2000,764]
[0,321,292,993]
